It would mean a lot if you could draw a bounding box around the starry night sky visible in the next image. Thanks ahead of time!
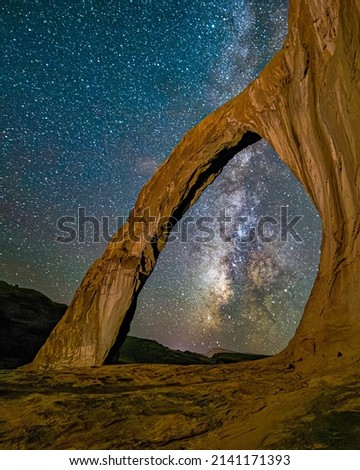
[2,0,321,355]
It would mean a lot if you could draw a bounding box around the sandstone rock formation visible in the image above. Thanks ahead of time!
[30,0,360,370]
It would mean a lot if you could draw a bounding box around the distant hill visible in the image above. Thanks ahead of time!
[211,352,269,364]
[207,347,241,357]
[0,281,67,368]
[207,347,268,363]
[0,281,269,368]
[116,336,211,365]
[116,337,268,365]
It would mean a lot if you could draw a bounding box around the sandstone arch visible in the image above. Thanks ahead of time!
[30,0,360,370]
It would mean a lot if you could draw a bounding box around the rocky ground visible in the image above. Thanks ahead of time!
[1,357,359,449]
[1,281,359,449]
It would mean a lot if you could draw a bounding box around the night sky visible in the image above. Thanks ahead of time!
[2,0,321,355]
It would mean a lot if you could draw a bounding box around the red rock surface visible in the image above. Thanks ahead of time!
[1,360,359,449]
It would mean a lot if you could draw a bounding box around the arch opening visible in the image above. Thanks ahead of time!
[128,139,321,358]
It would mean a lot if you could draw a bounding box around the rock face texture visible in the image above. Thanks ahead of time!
[30,0,360,370]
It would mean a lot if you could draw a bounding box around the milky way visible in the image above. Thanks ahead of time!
[2,0,321,355]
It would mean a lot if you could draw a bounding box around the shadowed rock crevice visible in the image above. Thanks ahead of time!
[29,0,359,370]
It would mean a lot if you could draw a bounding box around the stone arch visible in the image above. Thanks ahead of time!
[131,137,321,357]
[30,0,360,370]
